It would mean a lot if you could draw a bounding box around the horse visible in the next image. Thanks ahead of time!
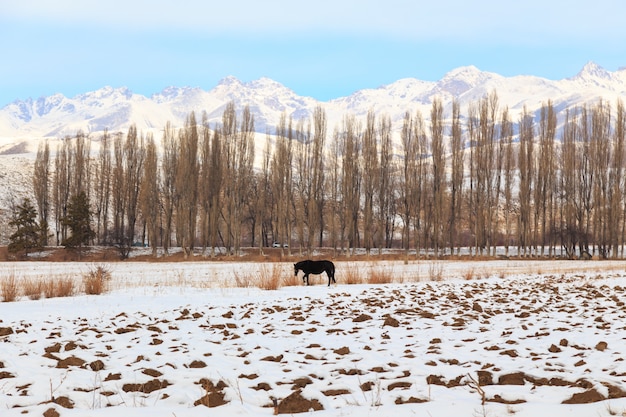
[294,260,336,286]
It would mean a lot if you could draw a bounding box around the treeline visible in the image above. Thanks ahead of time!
[28,94,626,259]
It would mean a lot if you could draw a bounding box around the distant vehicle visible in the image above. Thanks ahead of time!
[272,242,289,248]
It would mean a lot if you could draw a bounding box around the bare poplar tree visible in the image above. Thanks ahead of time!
[377,114,395,252]
[140,133,159,255]
[175,112,200,258]
[53,138,72,245]
[94,130,112,244]
[198,117,224,257]
[559,108,579,258]
[517,106,534,257]
[220,102,255,255]
[293,118,312,253]
[271,113,294,254]
[311,106,327,247]
[590,100,612,257]
[341,114,361,255]
[430,98,446,256]
[578,105,594,255]
[123,125,145,251]
[33,140,50,245]
[399,111,417,260]
[362,110,379,256]
[614,100,626,256]
[328,127,342,255]
[161,122,178,254]
[236,105,255,253]
[535,100,557,256]
[500,107,514,256]
[449,99,464,255]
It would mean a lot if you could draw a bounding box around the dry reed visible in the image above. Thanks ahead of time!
[84,265,111,295]
[1,272,19,302]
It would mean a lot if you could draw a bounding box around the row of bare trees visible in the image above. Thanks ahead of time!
[31,95,626,259]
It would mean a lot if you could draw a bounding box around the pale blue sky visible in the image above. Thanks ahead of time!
[1,0,625,107]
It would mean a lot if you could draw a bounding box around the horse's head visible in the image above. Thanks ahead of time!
[294,263,298,276]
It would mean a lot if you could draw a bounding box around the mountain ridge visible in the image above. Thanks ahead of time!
[1,61,625,140]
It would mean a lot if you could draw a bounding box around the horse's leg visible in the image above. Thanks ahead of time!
[303,273,309,286]
[326,268,335,286]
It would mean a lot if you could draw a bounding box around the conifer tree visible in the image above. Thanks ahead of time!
[8,198,42,256]
[62,191,95,257]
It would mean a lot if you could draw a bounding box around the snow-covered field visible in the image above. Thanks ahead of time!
[2,259,626,416]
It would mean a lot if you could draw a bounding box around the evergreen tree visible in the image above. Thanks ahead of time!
[61,191,95,254]
[8,198,42,256]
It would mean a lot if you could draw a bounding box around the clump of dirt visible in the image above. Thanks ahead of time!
[188,360,207,368]
[194,379,228,408]
[276,389,323,414]
[123,379,170,394]
[388,381,412,390]
[56,356,86,369]
[383,315,400,327]
[353,314,372,322]
[562,388,605,404]
[43,407,60,417]
[498,372,526,385]
[142,368,163,377]
[323,388,351,396]
[0,327,14,336]
[395,396,428,404]
[53,396,74,408]
[487,395,526,404]
[476,370,493,385]
[333,346,350,355]
[89,360,105,371]
[104,373,121,381]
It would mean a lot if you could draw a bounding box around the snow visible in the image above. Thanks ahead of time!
[1,259,626,416]
[1,62,625,140]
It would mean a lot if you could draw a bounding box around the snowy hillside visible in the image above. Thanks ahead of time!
[1,62,625,141]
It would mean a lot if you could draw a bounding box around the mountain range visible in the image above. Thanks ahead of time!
[1,61,626,142]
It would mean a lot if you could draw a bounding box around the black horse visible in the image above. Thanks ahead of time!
[294,260,336,286]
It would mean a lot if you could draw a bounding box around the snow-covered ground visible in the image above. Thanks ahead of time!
[1,259,626,416]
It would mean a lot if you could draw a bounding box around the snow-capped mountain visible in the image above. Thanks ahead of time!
[1,61,625,143]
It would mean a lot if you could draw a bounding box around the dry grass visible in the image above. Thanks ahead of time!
[253,264,283,290]
[463,268,476,281]
[43,276,75,298]
[235,264,285,290]
[22,278,43,300]
[282,269,300,287]
[84,265,111,295]
[428,262,444,282]
[343,266,364,285]
[56,277,75,297]
[367,267,394,285]
[1,272,19,302]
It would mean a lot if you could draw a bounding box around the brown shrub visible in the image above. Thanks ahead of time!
[55,277,75,297]
[367,267,394,285]
[22,278,43,300]
[43,277,75,298]
[1,272,19,302]
[343,266,364,285]
[282,269,300,287]
[84,265,111,295]
[42,279,56,298]
[463,268,476,281]
[253,264,282,290]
